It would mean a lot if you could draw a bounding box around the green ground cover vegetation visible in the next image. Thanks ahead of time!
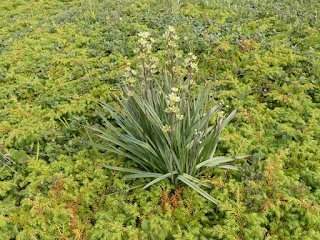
[0,0,319,239]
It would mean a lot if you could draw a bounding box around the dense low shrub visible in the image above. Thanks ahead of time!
[0,0,319,239]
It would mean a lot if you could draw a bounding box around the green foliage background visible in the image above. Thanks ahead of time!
[0,0,319,239]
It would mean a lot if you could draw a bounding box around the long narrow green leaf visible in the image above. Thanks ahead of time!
[182,173,212,188]
[196,155,251,169]
[221,108,238,129]
[87,141,148,168]
[142,171,178,190]
[96,134,161,167]
[217,165,240,170]
[125,172,163,179]
[102,165,148,174]
[177,175,218,204]
[104,184,144,197]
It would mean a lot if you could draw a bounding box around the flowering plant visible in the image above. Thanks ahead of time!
[89,27,250,204]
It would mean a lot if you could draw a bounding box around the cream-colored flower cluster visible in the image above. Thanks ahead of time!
[133,31,156,60]
[162,124,171,132]
[123,31,160,92]
[165,90,180,113]
[194,129,204,144]
[123,62,137,88]
[164,88,184,121]
[184,52,199,72]
[122,26,206,133]
[148,56,159,75]
[163,26,179,49]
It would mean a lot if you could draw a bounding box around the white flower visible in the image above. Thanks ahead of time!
[138,53,146,59]
[131,70,137,75]
[172,66,177,72]
[176,114,184,120]
[139,38,147,45]
[217,111,224,117]
[168,26,175,32]
[162,125,171,132]
[168,93,180,103]
[180,84,186,90]
[171,106,179,113]
[194,129,202,135]
[171,87,178,92]
[190,62,197,69]
[149,64,156,69]
[188,52,197,60]
[168,93,176,99]
[151,57,159,62]
[167,100,174,106]
[128,77,135,83]
[138,31,150,38]
[168,40,177,47]
[165,106,179,113]
[146,43,152,52]
[124,72,130,78]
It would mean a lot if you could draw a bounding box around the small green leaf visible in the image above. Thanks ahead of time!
[11,150,27,160]
[236,91,247,100]
[282,135,292,141]
[141,219,150,231]
[253,151,264,160]
[45,145,55,153]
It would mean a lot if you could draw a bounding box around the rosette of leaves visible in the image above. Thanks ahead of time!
[88,27,250,204]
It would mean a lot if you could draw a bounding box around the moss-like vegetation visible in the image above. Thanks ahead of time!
[0,0,319,239]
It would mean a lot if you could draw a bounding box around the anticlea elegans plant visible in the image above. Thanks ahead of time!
[89,26,250,204]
